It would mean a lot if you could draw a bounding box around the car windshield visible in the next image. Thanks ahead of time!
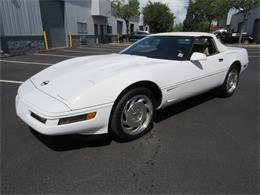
[121,36,193,61]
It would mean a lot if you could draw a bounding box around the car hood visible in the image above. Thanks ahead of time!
[31,53,157,106]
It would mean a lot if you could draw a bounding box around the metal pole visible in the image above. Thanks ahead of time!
[43,31,48,50]
[69,32,73,48]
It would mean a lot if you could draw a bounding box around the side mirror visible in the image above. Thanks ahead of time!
[190,52,207,61]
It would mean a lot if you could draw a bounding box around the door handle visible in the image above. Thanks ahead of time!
[219,58,224,62]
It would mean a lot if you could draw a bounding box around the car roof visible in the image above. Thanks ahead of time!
[151,32,215,37]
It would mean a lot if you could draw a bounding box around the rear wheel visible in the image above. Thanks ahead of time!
[109,88,156,142]
[220,65,240,97]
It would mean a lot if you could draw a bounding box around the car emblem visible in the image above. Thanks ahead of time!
[41,80,49,86]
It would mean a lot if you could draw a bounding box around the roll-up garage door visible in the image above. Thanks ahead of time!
[40,0,66,48]
[253,19,260,44]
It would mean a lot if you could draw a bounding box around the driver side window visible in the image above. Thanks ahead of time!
[191,37,218,56]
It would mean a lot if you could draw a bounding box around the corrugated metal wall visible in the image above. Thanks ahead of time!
[230,5,260,34]
[0,0,43,36]
[0,8,3,51]
[107,16,139,35]
[99,0,111,17]
[92,0,111,17]
[0,0,141,49]
[0,8,3,37]
[246,5,260,34]
[64,0,94,35]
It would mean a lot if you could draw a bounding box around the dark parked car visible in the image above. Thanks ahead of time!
[120,31,150,42]
[214,29,254,44]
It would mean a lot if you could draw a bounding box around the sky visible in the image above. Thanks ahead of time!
[139,0,189,25]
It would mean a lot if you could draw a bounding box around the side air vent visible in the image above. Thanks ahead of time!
[31,112,47,124]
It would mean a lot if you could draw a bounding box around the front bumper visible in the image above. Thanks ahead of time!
[16,95,113,135]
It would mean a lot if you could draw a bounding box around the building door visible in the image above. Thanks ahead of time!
[130,24,134,33]
[100,25,104,44]
[117,21,123,35]
[94,24,99,44]
[237,22,243,33]
[253,19,260,44]
[39,0,66,48]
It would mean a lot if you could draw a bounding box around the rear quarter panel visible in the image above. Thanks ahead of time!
[223,47,249,72]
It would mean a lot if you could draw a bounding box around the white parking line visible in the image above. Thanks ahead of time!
[60,49,113,53]
[0,79,23,84]
[78,46,122,51]
[0,59,52,66]
[34,53,76,58]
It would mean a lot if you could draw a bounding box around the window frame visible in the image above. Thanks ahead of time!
[77,22,88,35]
[107,25,112,34]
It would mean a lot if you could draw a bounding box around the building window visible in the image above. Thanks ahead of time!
[107,26,112,33]
[77,22,88,34]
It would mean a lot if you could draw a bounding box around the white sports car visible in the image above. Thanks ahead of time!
[16,32,249,141]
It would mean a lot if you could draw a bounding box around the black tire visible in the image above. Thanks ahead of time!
[219,65,240,97]
[109,87,156,142]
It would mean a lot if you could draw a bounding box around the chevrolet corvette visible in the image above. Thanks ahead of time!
[16,32,249,141]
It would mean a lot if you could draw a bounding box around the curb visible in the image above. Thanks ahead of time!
[0,53,13,58]
[37,47,67,53]
[109,43,132,47]
[225,44,260,48]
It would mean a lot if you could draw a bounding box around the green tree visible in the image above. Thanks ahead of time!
[172,23,183,32]
[183,0,210,32]
[112,0,140,36]
[143,1,175,33]
[183,0,195,31]
[183,0,232,32]
[231,0,260,43]
[195,0,232,32]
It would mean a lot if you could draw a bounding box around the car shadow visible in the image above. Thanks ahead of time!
[30,128,112,151]
[155,89,219,122]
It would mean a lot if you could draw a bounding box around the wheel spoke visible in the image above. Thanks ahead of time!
[137,98,145,104]
[145,103,152,113]
[121,118,129,126]
[123,107,129,118]
[128,100,136,110]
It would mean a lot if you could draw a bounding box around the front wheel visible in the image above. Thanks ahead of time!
[109,88,156,142]
[219,66,240,97]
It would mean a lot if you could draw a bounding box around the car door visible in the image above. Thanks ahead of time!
[177,37,227,100]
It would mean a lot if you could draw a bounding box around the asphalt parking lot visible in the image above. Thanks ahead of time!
[1,45,259,194]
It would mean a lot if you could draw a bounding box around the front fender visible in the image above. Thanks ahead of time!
[65,68,162,110]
